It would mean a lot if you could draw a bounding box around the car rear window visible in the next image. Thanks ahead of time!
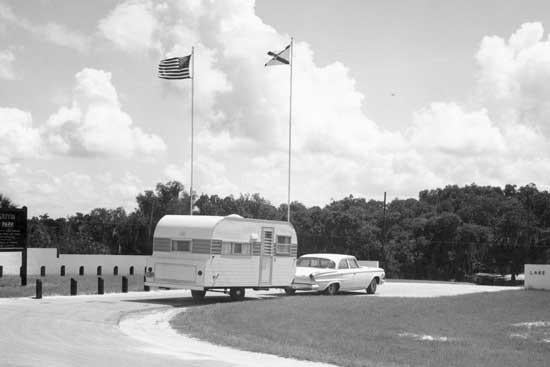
[297,257,336,268]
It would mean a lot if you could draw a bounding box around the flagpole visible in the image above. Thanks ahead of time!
[190,46,195,216]
[287,37,293,223]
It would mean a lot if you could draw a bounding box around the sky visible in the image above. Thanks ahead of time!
[2,0,550,217]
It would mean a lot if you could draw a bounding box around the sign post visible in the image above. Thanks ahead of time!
[0,207,28,286]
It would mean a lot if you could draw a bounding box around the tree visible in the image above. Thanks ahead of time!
[0,193,16,209]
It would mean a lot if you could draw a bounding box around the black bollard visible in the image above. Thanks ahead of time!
[35,279,42,299]
[70,278,77,296]
[143,276,150,291]
[98,277,104,295]
[122,276,128,293]
[0,265,3,278]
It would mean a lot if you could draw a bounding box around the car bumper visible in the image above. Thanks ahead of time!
[290,282,320,291]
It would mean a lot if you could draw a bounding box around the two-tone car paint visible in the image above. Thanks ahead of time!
[290,253,385,294]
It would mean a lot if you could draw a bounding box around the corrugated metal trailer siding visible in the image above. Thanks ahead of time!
[271,257,296,285]
[204,257,261,287]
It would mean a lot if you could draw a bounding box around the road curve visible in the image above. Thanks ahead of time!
[0,289,333,367]
[0,283,519,367]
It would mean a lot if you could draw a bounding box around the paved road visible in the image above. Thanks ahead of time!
[0,283,520,367]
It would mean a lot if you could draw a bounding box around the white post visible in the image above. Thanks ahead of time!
[190,47,195,216]
[287,38,294,223]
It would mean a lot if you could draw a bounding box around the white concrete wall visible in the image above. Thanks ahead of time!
[0,248,148,276]
[524,264,550,290]
[0,251,23,274]
[358,260,380,268]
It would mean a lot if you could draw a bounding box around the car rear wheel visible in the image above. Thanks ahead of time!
[191,290,206,303]
[366,279,377,294]
[229,287,246,301]
[325,283,339,295]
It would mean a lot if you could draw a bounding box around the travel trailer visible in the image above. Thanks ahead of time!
[145,214,298,301]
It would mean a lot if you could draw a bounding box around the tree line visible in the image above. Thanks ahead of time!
[1,182,549,280]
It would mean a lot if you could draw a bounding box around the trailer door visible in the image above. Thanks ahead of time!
[259,227,274,286]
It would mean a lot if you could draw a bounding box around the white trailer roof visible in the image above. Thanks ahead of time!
[154,214,296,241]
[154,215,225,239]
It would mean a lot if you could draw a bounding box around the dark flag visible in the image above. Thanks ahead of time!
[158,55,191,79]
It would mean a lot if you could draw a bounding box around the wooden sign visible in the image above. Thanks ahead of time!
[0,207,27,250]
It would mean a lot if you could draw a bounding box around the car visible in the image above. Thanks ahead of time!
[286,253,385,295]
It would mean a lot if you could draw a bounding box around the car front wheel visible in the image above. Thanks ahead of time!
[366,279,377,294]
[325,283,339,295]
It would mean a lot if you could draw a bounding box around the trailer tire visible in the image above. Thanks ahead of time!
[229,287,246,301]
[191,290,206,303]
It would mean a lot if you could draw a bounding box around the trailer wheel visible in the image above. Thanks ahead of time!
[191,290,206,303]
[284,287,296,296]
[229,287,246,301]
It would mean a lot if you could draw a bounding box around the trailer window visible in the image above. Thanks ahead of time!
[222,242,251,255]
[172,240,191,252]
[277,235,291,244]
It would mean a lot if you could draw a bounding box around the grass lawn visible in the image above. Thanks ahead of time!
[0,274,145,297]
[171,290,550,367]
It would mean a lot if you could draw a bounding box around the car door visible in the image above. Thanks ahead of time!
[337,259,354,290]
[347,258,368,289]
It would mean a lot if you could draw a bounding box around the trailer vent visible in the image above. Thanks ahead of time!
[211,240,222,254]
[153,237,171,252]
[252,243,261,256]
[192,239,211,254]
[262,229,274,255]
[290,244,298,257]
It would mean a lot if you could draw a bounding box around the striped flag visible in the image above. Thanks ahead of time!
[158,55,191,79]
[265,44,290,66]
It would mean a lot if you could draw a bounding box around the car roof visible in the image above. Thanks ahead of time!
[299,253,357,262]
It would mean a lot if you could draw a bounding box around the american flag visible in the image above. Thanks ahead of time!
[158,55,191,79]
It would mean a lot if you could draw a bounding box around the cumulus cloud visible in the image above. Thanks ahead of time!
[0,3,89,52]
[35,4,550,205]
[0,107,42,165]
[0,167,144,217]
[476,22,550,134]
[0,49,16,79]
[97,0,410,202]
[43,68,166,158]
[98,0,158,52]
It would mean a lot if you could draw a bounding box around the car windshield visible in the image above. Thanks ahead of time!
[297,257,336,269]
